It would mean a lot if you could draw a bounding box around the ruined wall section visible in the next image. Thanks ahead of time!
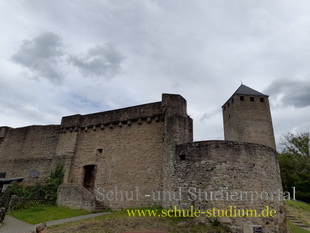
[58,101,166,209]
[0,125,61,182]
[55,115,82,183]
[173,141,285,233]
[161,94,193,207]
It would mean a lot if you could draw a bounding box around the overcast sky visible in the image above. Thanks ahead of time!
[1,0,310,151]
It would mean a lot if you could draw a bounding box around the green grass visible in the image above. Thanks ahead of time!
[47,207,231,233]
[285,200,310,212]
[285,200,310,233]
[287,220,310,233]
[9,206,90,224]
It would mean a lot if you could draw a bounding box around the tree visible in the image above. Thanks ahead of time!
[278,132,310,203]
[281,132,309,157]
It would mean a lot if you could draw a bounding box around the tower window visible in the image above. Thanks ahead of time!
[240,96,244,101]
[231,98,234,103]
[260,98,264,102]
[250,97,254,102]
[97,148,103,153]
[223,106,226,111]
[227,103,230,107]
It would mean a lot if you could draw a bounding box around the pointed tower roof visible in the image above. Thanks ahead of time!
[233,84,268,97]
[222,84,268,107]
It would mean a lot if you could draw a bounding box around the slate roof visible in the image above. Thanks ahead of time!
[222,84,268,107]
[233,84,268,97]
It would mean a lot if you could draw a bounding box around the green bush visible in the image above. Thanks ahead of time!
[4,162,65,207]
[278,132,310,203]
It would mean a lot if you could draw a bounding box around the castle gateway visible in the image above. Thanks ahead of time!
[0,85,286,233]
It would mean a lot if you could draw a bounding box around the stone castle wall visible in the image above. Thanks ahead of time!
[173,140,285,233]
[69,118,165,209]
[0,92,286,232]
[56,94,193,209]
[0,125,63,183]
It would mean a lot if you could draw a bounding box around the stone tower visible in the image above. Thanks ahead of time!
[222,84,276,149]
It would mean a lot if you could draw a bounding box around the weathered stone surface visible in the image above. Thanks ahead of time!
[0,89,286,232]
[173,141,285,232]
[0,125,62,183]
[57,183,96,211]
[222,93,276,150]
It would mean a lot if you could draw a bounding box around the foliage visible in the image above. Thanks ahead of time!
[45,162,65,203]
[282,132,309,157]
[208,217,223,227]
[3,162,65,207]
[278,132,310,203]
[10,206,89,224]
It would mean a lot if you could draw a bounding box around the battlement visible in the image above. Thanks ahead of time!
[60,101,163,130]
[60,93,188,133]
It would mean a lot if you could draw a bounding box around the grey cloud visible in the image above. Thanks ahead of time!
[200,109,221,122]
[265,78,310,108]
[12,32,64,83]
[69,44,124,78]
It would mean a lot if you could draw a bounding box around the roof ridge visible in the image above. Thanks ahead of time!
[233,84,268,96]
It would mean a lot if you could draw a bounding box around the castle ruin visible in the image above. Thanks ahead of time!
[0,85,286,232]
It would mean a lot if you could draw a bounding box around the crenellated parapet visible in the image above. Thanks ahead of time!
[60,101,162,128]
[59,114,165,134]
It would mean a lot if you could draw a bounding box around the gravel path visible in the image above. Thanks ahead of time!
[0,212,111,233]
[0,215,33,233]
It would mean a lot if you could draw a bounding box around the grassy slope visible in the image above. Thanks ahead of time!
[47,208,230,233]
[9,206,90,224]
[12,202,310,233]
[9,206,230,232]
[285,200,310,233]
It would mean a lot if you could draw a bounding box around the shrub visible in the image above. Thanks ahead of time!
[3,162,65,208]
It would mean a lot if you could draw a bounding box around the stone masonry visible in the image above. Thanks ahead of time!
[0,86,286,232]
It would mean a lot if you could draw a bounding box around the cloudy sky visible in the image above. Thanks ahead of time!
[1,0,310,150]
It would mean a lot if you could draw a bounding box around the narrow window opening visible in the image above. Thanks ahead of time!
[231,98,234,103]
[240,96,244,101]
[223,106,226,111]
[180,154,186,161]
[260,98,264,102]
[227,103,230,107]
[229,114,231,118]
[250,97,254,102]
[97,148,103,153]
